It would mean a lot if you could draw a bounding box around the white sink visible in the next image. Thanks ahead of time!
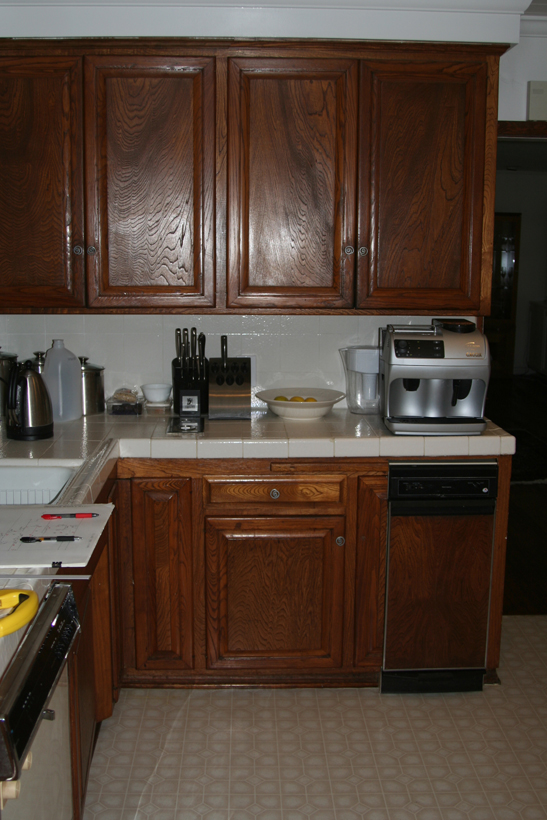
[0,465,80,505]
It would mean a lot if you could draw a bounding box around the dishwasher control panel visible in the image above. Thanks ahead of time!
[389,463,498,500]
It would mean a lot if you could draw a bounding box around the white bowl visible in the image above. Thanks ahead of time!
[256,388,345,420]
[141,383,172,403]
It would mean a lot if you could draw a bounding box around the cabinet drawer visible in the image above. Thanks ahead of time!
[205,476,344,506]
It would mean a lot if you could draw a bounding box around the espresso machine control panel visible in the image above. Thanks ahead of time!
[394,339,444,359]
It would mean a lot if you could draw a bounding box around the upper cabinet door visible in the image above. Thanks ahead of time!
[85,56,216,309]
[0,57,85,308]
[357,58,489,312]
[227,57,358,309]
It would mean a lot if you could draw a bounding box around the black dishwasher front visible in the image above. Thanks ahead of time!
[382,462,498,694]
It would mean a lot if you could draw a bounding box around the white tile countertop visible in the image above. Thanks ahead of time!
[0,409,516,465]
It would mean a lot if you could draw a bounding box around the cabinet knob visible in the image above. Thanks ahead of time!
[358,247,369,257]
[335,536,345,546]
[87,246,97,255]
[344,246,354,255]
[270,488,280,500]
[73,245,84,256]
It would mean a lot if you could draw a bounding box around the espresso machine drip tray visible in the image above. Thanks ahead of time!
[384,416,487,436]
[379,320,491,436]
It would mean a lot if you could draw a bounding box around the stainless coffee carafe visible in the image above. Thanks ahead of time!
[7,361,54,440]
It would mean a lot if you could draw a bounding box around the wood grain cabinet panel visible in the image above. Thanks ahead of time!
[131,478,194,670]
[227,57,358,309]
[384,513,494,670]
[84,56,216,308]
[354,477,388,668]
[205,475,345,506]
[357,58,489,312]
[0,56,85,307]
[205,516,345,669]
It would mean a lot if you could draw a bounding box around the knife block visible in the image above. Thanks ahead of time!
[208,357,251,420]
[172,359,209,416]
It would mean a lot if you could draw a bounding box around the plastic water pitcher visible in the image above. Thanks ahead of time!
[339,346,380,414]
[43,339,83,422]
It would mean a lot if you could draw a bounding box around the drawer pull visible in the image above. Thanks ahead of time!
[270,488,281,499]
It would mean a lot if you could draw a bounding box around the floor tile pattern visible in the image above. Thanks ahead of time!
[83,616,547,820]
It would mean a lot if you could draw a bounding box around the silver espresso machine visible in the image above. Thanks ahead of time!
[379,319,490,435]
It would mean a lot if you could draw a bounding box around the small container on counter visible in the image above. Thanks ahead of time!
[144,400,172,416]
[80,357,105,415]
[106,387,143,415]
[0,347,17,418]
[42,339,83,422]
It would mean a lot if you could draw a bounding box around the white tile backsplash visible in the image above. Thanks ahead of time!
[0,313,474,406]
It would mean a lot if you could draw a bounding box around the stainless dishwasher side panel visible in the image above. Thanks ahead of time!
[0,666,72,820]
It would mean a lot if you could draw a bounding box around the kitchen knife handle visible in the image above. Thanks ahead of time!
[176,328,182,365]
[183,329,189,372]
[221,335,228,371]
[198,333,206,378]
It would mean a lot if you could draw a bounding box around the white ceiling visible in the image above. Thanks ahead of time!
[0,0,535,42]
[0,0,532,5]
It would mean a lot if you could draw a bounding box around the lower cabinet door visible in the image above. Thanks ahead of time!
[384,513,495,670]
[205,516,345,670]
[132,478,194,670]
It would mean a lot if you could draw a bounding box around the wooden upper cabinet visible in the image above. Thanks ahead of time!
[0,57,85,307]
[0,41,500,314]
[226,57,358,309]
[84,56,216,308]
[356,57,491,312]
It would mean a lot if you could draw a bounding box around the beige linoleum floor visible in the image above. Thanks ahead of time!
[83,616,547,820]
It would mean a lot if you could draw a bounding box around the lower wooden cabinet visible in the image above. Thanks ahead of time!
[112,456,511,687]
[69,584,96,820]
[205,515,345,670]
[114,460,390,686]
[354,477,388,670]
[69,474,117,819]
[131,478,194,671]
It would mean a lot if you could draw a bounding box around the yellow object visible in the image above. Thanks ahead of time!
[304,397,317,402]
[0,589,39,637]
[289,396,304,402]
[274,396,288,401]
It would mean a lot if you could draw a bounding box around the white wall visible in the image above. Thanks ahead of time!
[495,170,547,372]
[499,18,547,120]
[0,314,474,405]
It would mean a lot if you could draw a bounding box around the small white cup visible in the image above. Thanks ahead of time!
[141,383,172,403]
